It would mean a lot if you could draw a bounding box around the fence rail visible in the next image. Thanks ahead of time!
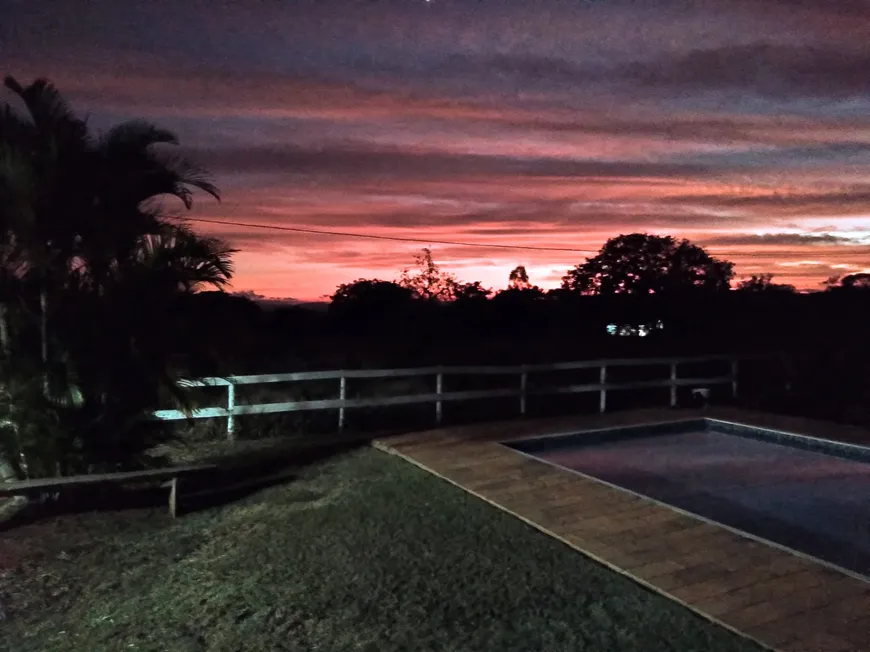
[153,355,742,440]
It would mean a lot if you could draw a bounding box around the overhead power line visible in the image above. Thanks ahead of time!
[182,217,870,260]
[183,217,598,254]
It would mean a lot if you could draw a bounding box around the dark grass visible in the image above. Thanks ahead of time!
[1,449,763,652]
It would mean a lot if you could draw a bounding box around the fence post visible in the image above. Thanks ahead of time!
[599,366,607,413]
[670,362,678,407]
[338,375,346,431]
[520,368,527,416]
[731,359,739,398]
[226,382,236,441]
[435,371,443,425]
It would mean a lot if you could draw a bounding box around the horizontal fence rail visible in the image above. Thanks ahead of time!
[153,355,745,440]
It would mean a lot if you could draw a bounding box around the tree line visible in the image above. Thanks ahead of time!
[313,233,867,363]
[331,231,870,312]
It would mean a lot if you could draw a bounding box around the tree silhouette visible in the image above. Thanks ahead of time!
[0,76,231,478]
[452,281,491,302]
[561,233,733,295]
[331,279,415,310]
[492,285,545,308]
[736,274,795,293]
[397,248,459,301]
[508,265,531,290]
[329,279,418,339]
[2,77,222,394]
[825,273,870,290]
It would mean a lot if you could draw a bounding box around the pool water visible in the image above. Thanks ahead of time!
[508,425,870,578]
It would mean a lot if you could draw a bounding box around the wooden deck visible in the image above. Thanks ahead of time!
[373,407,870,652]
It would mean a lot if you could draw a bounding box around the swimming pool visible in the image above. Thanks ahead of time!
[506,419,870,579]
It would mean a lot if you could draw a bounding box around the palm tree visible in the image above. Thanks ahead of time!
[0,75,233,479]
[2,76,222,383]
[55,224,235,473]
[2,77,93,398]
[81,120,220,292]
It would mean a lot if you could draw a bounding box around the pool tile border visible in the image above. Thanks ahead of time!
[373,408,870,652]
[707,419,870,464]
[508,416,870,464]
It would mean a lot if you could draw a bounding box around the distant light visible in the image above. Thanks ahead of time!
[606,321,665,337]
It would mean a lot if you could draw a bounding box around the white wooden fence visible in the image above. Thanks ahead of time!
[153,355,740,440]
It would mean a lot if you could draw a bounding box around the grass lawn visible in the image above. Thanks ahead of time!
[0,447,764,652]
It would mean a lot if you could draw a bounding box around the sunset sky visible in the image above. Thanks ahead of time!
[5,0,870,299]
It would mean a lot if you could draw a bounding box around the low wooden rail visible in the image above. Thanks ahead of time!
[153,355,741,440]
[0,463,217,518]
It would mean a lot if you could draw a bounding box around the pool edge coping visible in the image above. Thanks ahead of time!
[373,408,870,651]
[503,416,870,459]
[502,415,870,584]
[707,417,870,460]
[501,437,870,587]
[373,439,779,652]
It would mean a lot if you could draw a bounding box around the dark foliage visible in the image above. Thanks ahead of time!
[0,76,234,477]
[561,233,733,296]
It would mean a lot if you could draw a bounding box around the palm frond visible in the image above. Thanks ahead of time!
[152,150,221,207]
[3,76,87,140]
[157,367,197,419]
[100,149,220,211]
[128,221,235,291]
[44,355,85,408]
[101,120,179,153]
